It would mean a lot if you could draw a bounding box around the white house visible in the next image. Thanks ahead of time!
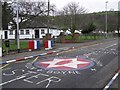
[2,27,61,40]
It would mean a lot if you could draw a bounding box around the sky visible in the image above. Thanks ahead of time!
[10,0,120,13]
[49,0,119,13]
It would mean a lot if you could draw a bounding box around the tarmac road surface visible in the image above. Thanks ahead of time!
[0,38,119,89]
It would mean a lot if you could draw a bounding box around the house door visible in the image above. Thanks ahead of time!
[5,31,8,39]
[35,30,39,38]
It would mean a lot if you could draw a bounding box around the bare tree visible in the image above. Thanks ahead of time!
[58,2,87,35]
[10,1,56,28]
[2,0,56,44]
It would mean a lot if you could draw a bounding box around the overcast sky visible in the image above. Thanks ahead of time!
[18,0,119,12]
[48,0,119,13]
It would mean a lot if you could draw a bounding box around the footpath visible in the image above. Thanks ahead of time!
[1,38,117,62]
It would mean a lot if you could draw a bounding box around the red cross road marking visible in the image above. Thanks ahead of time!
[35,58,94,70]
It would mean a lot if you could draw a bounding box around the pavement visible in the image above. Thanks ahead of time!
[1,38,117,61]
[0,37,119,89]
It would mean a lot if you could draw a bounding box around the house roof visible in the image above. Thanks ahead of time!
[20,16,60,30]
[21,21,60,30]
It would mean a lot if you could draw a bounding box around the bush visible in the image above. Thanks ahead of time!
[65,35,72,40]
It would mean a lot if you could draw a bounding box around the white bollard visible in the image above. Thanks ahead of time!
[48,40,52,49]
[34,40,37,50]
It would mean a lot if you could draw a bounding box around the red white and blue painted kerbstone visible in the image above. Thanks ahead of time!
[34,58,95,70]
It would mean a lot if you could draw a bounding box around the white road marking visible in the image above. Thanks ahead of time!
[25,63,36,70]
[3,69,25,76]
[91,68,97,71]
[36,76,61,88]
[40,58,89,69]
[104,43,117,49]
[40,53,47,56]
[103,70,119,90]
[1,70,61,88]
[0,76,26,86]
[6,60,16,63]
[24,73,61,88]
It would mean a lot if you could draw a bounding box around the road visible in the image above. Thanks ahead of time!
[0,38,119,89]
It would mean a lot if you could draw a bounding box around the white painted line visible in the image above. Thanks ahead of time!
[40,53,47,55]
[25,56,33,59]
[6,59,16,63]
[24,57,30,59]
[91,68,97,71]
[0,76,26,86]
[25,63,36,70]
[103,71,119,90]
[52,51,58,53]
[54,50,61,52]
[112,73,119,80]
[104,86,109,89]
[63,48,70,50]
[56,53,59,55]
[3,69,24,76]
[104,43,117,49]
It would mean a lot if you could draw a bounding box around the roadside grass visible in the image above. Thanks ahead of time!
[65,35,72,40]
[2,41,28,51]
[2,35,105,51]
[65,35,105,41]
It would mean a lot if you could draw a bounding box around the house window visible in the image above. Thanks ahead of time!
[9,30,13,35]
[41,29,45,34]
[20,30,24,35]
[26,30,30,35]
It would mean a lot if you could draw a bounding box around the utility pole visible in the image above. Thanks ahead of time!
[47,0,50,38]
[71,16,72,30]
[118,1,120,37]
[0,1,1,55]
[105,1,108,38]
[16,0,20,52]
[0,2,2,90]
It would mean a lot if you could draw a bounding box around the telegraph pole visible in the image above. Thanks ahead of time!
[0,1,2,90]
[16,0,20,52]
[118,1,120,37]
[47,0,50,39]
[0,1,2,57]
[105,1,108,38]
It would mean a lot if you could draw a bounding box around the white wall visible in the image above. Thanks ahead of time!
[2,28,61,39]
[52,29,61,37]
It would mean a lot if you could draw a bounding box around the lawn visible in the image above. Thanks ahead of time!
[65,35,105,41]
[2,41,28,51]
[2,35,105,51]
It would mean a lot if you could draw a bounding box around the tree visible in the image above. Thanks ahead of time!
[58,2,86,36]
[2,0,56,44]
[2,2,13,30]
[81,22,96,39]
[8,1,56,28]
[81,22,96,34]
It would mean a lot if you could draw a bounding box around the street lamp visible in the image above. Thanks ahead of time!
[105,1,108,38]
[8,0,20,52]
[16,0,20,52]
